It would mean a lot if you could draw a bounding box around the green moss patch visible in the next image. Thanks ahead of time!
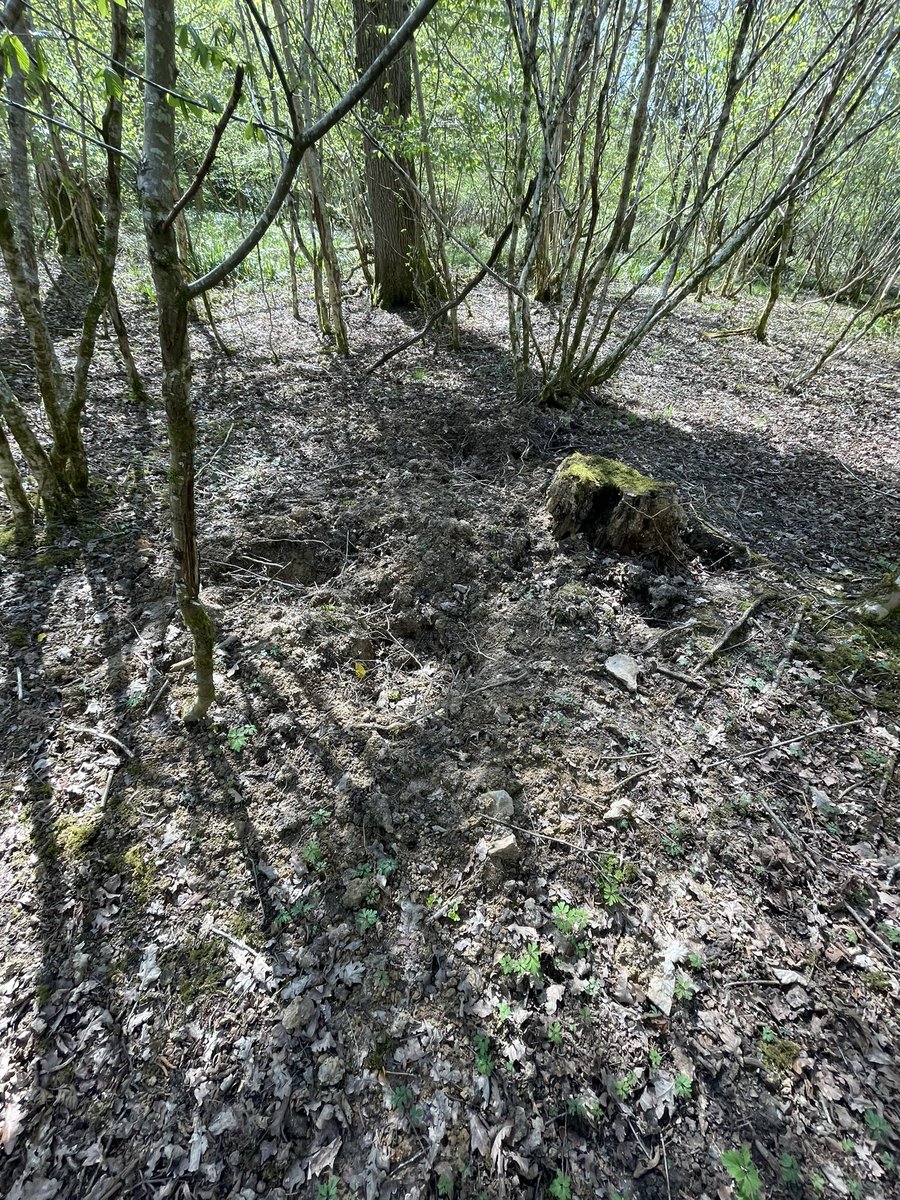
[556,452,661,496]
[55,809,104,857]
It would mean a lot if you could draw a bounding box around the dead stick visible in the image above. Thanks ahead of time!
[768,607,804,694]
[652,661,705,688]
[65,723,134,759]
[699,592,775,669]
[844,904,897,962]
[703,717,862,771]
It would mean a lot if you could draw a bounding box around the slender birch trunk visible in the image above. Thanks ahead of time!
[140,0,216,721]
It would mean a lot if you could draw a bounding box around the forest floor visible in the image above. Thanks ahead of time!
[1,277,899,1200]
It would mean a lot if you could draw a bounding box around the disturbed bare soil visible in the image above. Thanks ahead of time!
[1,279,899,1200]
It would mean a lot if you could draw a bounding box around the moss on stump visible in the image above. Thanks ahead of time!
[547,453,689,562]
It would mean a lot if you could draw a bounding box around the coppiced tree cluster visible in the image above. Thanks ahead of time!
[1,0,897,717]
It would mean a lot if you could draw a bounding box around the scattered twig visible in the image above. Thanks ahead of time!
[196,420,235,481]
[65,723,134,759]
[699,591,775,669]
[479,813,614,884]
[462,672,530,697]
[703,717,863,771]
[145,677,171,716]
[608,763,658,793]
[16,666,23,700]
[844,904,897,962]
[767,606,804,694]
[88,1162,138,1200]
[652,660,705,689]
[878,751,897,807]
[100,768,116,807]
[209,923,259,958]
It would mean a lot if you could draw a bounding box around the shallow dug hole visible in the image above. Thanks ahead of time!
[0,285,898,1200]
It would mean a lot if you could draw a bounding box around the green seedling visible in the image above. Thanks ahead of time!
[499,942,541,979]
[721,1145,762,1200]
[474,1033,493,1076]
[227,724,256,752]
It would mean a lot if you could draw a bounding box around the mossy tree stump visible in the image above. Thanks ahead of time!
[547,453,689,562]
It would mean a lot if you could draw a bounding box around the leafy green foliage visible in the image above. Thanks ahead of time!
[226,723,256,752]
[548,1171,571,1200]
[779,1153,802,1185]
[674,1073,692,1099]
[473,1033,493,1076]
[864,1108,891,1143]
[500,943,541,979]
[356,908,378,932]
[720,1145,762,1200]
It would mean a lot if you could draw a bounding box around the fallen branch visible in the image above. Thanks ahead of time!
[699,591,775,668]
[703,717,863,771]
[65,723,134,759]
[652,660,705,689]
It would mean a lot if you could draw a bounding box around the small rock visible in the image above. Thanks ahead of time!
[341,877,373,909]
[282,995,315,1032]
[487,834,520,862]
[481,789,514,819]
[602,797,633,822]
[317,1056,345,1086]
[605,653,640,692]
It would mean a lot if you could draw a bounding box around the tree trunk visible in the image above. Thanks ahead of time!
[546,453,689,563]
[755,199,795,342]
[0,419,33,535]
[353,0,427,308]
[140,0,215,721]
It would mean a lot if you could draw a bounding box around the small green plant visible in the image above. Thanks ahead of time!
[311,807,331,829]
[847,1182,861,1200]
[662,823,685,857]
[474,1033,493,1076]
[357,908,378,932]
[615,1071,638,1101]
[548,1171,571,1200]
[315,1180,338,1200]
[227,723,256,753]
[674,1073,692,1099]
[567,1096,586,1118]
[437,1172,453,1197]
[721,1145,762,1200]
[499,942,542,979]
[377,857,397,877]
[779,1153,802,1185]
[841,1138,855,1154]
[648,1047,662,1070]
[674,974,694,1003]
[547,1021,563,1046]
[811,1173,825,1195]
[597,855,628,907]
[389,1083,422,1125]
[864,1108,891,1143]
[551,902,590,954]
[273,898,314,930]
[497,1000,511,1021]
[302,836,326,872]
[879,922,900,947]
[688,951,704,970]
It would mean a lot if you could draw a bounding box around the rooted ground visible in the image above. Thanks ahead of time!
[1,279,899,1200]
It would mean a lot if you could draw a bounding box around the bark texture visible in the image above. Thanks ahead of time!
[353,0,427,308]
[547,453,689,562]
[140,0,215,721]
